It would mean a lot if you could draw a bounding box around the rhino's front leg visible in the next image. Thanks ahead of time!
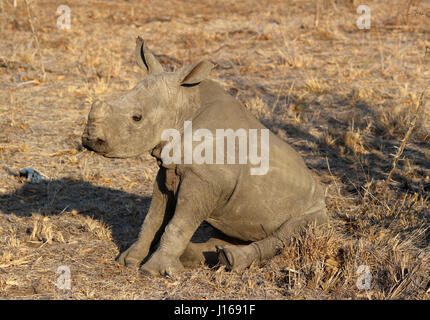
[141,173,218,277]
[117,169,174,267]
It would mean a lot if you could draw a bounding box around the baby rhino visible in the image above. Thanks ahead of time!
[82,37,328,276]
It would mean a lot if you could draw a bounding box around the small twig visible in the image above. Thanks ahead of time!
[377,31,385,73]
[362,82,430,214]
[24,0,46,82]
[286,80,295,111]
[403,0,414,25]
[17,80,36,86]
[379,82,430,197]
[284,267,300,274]
[326,157,341,197]
[314,0,320,28]
[272,80,286,112]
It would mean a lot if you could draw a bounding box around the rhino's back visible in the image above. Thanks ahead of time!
[195,80,325,241]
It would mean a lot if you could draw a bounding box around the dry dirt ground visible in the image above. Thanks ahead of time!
[0,0,429,300]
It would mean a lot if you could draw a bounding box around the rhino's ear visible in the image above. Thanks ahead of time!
[135,37,164,74]
[177,60,215,86]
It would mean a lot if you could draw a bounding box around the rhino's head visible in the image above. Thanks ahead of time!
[82,37,214,158]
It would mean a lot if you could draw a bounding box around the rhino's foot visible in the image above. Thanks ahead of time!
[117,244,147,267]
[140,252,185,277]
[216,244,258,272]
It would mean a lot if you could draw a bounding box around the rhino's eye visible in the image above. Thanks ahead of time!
[132,115,142,122]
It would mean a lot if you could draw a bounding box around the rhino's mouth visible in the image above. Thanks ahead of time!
[82,135,111,155]
[83,141,145,159]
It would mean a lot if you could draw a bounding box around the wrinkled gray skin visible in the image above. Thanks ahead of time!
[82,37,328,276]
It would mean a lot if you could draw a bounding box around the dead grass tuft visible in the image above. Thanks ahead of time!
[344,122,369,155]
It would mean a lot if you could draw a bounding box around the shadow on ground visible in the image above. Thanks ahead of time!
[0,178,151,252]
[0,175,236,260]
[228,78,430,196]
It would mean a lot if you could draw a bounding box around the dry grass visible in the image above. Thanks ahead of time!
[0,0,429,300]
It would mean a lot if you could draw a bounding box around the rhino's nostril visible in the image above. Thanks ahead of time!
[82,135,110,154]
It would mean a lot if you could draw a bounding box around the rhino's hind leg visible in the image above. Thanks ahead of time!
[217,209,329,271]
[180,222,248,268]
[180,238,242,268]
